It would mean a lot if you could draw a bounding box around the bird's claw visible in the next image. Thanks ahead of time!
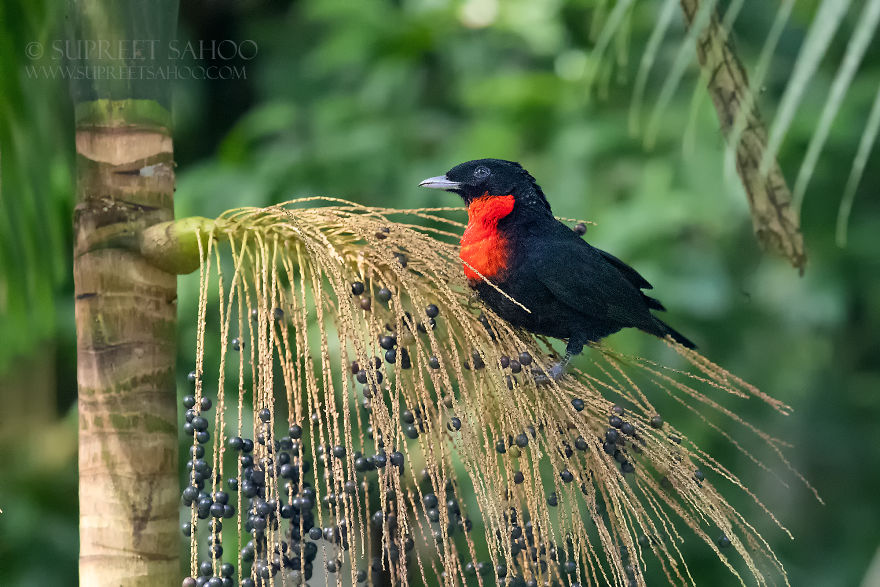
[533,362,566,385]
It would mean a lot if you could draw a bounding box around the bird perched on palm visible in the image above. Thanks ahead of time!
[420,158,694,380]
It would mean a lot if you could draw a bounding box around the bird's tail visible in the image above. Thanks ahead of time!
[649,317,696,349]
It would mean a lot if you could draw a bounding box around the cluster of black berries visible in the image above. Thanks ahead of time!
[183,372,214,445]
[486,510,585,585]
[493,350,537,388]
[494,425,538,456]
[181,366,354,586]
[181,559,235,587]
[497,351,533,374]
[200,426,325,586]
[400,406,429,440]
[362,490,418,577]
[414,470,471,545]
[181,378,239,586]
[601,405,644,475]
[349,281,443,402]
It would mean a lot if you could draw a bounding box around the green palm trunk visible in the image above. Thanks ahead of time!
[70,1,180,583]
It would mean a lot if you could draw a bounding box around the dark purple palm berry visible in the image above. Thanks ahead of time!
[650,414,663,428]
[183,485,199,502]
[518,352,532,366]
[425,304,439,318]
[377,287,392,303]
[183,395,196,409]
[351,281,365,296]
[574,222,587,235]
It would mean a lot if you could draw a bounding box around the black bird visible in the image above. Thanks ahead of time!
[419,158,694,380]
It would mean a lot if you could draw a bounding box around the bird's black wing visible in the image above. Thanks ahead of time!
[596,248,666,311]
[595,249,652,290]
[525,224,653,329]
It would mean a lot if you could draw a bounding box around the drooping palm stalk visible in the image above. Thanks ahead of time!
[70,0,180,583]
[618,0,880,268]
[158,199,815,586]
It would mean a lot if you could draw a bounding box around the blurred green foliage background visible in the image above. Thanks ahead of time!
[1,0,879,585]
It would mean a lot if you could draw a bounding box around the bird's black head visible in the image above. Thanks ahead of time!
[419,159,551,212]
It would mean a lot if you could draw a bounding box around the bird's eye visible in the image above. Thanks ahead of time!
[473,166,490,180]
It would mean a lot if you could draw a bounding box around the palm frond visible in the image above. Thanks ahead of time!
[588,0,880,267]
[180,200,811,586]
[836,82,880,246]
[791,0,880,211]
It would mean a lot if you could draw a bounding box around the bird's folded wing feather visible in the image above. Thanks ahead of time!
[527,230,650,325]
[595,248,653,290]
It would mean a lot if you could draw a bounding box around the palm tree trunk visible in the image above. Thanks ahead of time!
[70,1,180,583]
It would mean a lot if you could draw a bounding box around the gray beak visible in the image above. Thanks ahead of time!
[418,175,461,191]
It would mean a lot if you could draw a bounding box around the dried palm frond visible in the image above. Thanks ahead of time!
[179,199,812,586]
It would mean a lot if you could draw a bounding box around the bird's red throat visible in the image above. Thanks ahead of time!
[460,193,515,284]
